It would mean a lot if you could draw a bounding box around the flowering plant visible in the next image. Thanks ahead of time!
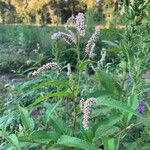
[1,4,150,149]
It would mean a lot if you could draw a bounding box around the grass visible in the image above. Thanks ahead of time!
[0,24,124,73]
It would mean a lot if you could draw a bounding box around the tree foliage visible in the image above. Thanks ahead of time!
[0,0,129,24]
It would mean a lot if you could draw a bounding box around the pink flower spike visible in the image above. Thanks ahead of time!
[82,98,96,130]
[32,62,61,76]
[75,13,85,36]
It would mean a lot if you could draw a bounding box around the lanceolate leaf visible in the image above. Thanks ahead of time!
[96,96,144,119]
[31,130,60,142]
[79,60,95,71]
[94,114,123,133]
[57,135,100,150]
[30,91,72,106]
[95,126,119,140]
[103,138,116,150]
[96,70,120,95]
[107,138,115,150]
[19,107,34,132]
[85,90,110,99]
[47,148,62,150]
[80,129,94,143]
[126,94,138,124]
[94,115,122,140]
[102,40,119,48]
[43,101,61,123]
[6,134,21,150]
[49,116,69,134]
[33,81,71,91]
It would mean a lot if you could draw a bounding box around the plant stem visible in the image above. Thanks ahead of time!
[76,33,81,85]
[72,34,81,135]
[115,120,146,138]
[72,98,77,135]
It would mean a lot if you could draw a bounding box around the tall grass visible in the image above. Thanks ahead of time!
[0,24,123,73]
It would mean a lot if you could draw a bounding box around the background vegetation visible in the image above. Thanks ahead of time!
[0,0,150,150]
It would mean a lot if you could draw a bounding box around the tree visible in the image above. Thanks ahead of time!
[0,0,16,23]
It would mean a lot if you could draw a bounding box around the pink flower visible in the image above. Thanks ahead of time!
[51,31,76,45]
[75,13,85,36]
[85,28,100,58]
[32,62,61,76]
[81,98,96,130]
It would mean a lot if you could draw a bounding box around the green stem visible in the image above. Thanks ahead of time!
[76,33,81,85]
[72,98,77,135]
[72,34,81,135]
[115,120,146,138]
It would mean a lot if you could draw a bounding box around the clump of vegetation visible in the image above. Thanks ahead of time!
[0,1,150,150]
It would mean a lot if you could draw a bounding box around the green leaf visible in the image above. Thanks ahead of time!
[49,116,69,134]
[57,135,99,150]
[139,87,150,95]
[2,119,8,138]
[141,145,150,150]
[0,115,14,139]
[145,103,150,119]
[107,138,115,150]
[65,47,77,52]
[94,114,122,139]
[80,129,94,143]
[95,126,119,140]
[18,142,38,149]
[31,130,60,142]
[30,91,72,106]
[0,115,13,129]
[33,81,71,91]
[79,60,95,72]
[126,94,138,124]
[19,107,34,132]
[43,101,61,123]
[96,70,120,95]
[6,134,21,150]
[85,90,110,99]
[96,96,144,119]
[91,108,112,118]
[47,148,61,150]
[102,40,119,48]
[103,138,116,150]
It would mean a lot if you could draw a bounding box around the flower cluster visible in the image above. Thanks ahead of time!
[80,98,96,130]
[51,12,86,45]
[32,62,61,76]
[51,31,76,45]
[146,70,150,80]
[136,103,145,114]
[85,28,100,58]
[75,12,85,36]
[80,98,84,110]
